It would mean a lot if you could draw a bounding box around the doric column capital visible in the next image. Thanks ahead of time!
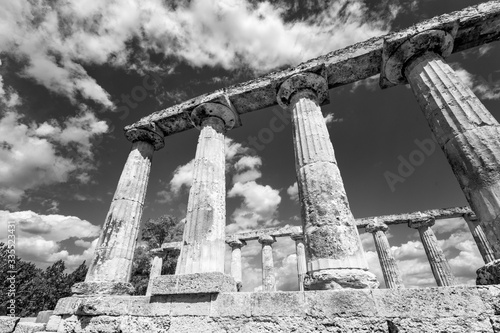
[125,123,164,150]
[463,212,478,223]
[227,237,246,249]
[380,27,457,87]
[191,101,239,133]
[365,219,389,234]
[258,235,276,246]
[408,217,435,229]
[290,232,304,242]
[276,72,328,108]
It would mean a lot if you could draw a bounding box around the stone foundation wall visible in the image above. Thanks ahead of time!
[2,285,500,332]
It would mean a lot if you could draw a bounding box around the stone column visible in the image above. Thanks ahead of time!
[228,238,246,291]
[464,214,496,264]
[290,232,307,291]
[75,127,164,295]
[409,218,456,286]
[146,255,163,296]
[365,220,404,289]
[381,29,500,263]
[277,72,378,290]
[259,235,276,291]
[176,102,238,275]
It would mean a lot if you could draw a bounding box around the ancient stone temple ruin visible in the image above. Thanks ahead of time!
[4,1,500,332]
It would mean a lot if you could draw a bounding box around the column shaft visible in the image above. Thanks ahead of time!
[405,52,500,256]
[418,226,456,286]
[86,140,154,282]
[294,239,307,291]
[372,230,404,289]
[285,82,376,289]
[261,243,276,291]
[146,255,163,296]
[465,217,496,264]
[176,118,226,274]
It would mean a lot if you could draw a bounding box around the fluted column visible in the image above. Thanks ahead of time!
[146,255,163,296]
[277,72,378,290]
[228,238,246,291]
[382,29,500,260]
[409,218,456,286]
[365,220,404,289]
[290,232,307,291]
[464,214,496,264]
[78,127,163,294]
[176,103,237,275]
[259,235,276,291]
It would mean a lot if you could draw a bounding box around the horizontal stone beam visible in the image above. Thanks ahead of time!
[155,206,473,250]
[355,206,473,228]
[125,1,500,138]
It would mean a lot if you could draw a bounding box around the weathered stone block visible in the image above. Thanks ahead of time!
[35,312,53,324]
[119,316,170,333]
[373,286,489,318]
[45,316,61,332]
[71,282,134,296]
[168,317,217,333]
[167,294,212,316]
[251,292,306,317]
[151,272,236,295]
[387,316,493,333]
[210,293,252,317]
[53,298,84,316]
[478,260,500,285]
[0,316,19,333]
[12,322,45,333]
[128,297,171,317]
[74,296,131,316]
[305,289,377,318]
[478,285,500,315]
[57,315,120,333]
[214,317,388,333]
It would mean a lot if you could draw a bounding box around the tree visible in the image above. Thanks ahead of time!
[130,215,183,295]
[0,243,88,316]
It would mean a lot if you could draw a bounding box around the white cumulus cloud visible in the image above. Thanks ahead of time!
[0,111,108,209]
[0,210,100,270]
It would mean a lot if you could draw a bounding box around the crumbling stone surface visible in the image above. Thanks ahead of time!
[12,322,45,333]
[387,316,493,333]
[150,272,236,295]
[71,282,135,296]
[478,285,500,315]
[0,317,19,333]
[491,316,500,332]
[305,269,379,290]
[478,260,500,285]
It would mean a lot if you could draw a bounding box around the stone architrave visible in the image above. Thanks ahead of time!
[365,220,404,289]
[277,72,378,290]
[258,235,277,291]
[227,237,246,291]
[76,126,164,295]
[175,102,237,275]
[409,218,456,286]
[146,255,163,296]
[290,232,307,291]
[381,28,500,277]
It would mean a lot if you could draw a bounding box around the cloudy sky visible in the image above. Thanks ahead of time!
[1,0,499,292]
